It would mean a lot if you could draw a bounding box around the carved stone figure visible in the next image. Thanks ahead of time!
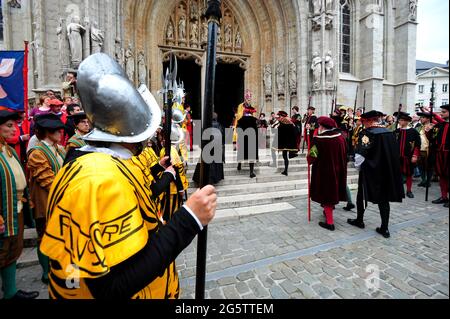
[325,51,335,87]
[90,22,104,54]
[225,24,232,46]
[217,26,222,45]
[201,20,208,43]
[289,61,297,92]
[190,21,199,44]
[137,51,147,86]
[313,0,322,16]
[125,44,135,82]
[178,15,187,41]
[276,63,285,95]
[409,0,417,21]
[325,14,334,30]
[67,16,86,68]
[263,64,272,97]
[57,18,69,70]
[235,30,242,49]
[190,0,199,20]
[311,53,322,89]
[167,19,175,40]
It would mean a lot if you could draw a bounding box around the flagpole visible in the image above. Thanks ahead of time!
[23,41,30,135]
[195,0,221,300]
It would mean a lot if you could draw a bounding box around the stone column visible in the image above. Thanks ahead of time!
[394,0,418,115]
[358,0,385,111]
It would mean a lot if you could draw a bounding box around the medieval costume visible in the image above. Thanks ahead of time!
[302,106,318,152]
[429,104,449,207]
[272,111,299,176]
[27,113,66,284]
[416,112,433,187]
[233,90,254,148]
[307,117,348,231]
[40,53,207,299]
[291,110,303,150]
[0,111,39,300]
[348,110,404,238]
[237,103,259,178]
[395,112,421,198]
[160,124,189,222]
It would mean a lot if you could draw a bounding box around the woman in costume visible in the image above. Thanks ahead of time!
[27,113,66,284]
[0,111,40,300]
[64,112,91,164]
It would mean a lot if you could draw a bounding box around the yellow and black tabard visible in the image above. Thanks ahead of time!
[40,152,180,299]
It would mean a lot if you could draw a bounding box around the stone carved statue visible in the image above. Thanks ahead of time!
[90,22,104,54]
[225,24,232,46]
[67,16,86,68]
[311,53,322,89]
[325,14,334,30]
[137,51,147,86]
[190,0,199,20]
[178,15,187,41]
[289,61,297,92]
[125,44,135,82]
[263,64,272,97]
[57,18,69,70]
[313,0,322,16]
[276,63,285,95]
[312,16,322,31]
[217,26,222,45]
[235,30,242,49]
[167,19,175,40]
[190,21,199,44]
[201,20,208,43]
[409,0,417,21]
[325,51,335,87]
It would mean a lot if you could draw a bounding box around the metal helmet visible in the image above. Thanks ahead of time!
[77,53,162,144]
[172,108,187,124]
[170,124,185,145]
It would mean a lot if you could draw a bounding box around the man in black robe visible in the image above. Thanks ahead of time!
[237,104,259,178]
[348,110,404,238]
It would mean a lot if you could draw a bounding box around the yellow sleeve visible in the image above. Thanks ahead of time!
[178,142,188,162]
[27,150,55,191]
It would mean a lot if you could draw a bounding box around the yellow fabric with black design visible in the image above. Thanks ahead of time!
[160,147,189,194]
[40,152,179,299]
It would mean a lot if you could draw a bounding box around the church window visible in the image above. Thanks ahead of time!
[340,0,351,73]
[0,0,4,41]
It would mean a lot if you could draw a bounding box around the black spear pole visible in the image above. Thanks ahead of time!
[196,0,222,300]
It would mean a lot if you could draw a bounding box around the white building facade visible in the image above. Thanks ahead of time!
[416,67,449,108]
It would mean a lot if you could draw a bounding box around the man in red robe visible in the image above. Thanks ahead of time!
[307,116,348,231]
[429,104,449,208]
[395,112,421,198]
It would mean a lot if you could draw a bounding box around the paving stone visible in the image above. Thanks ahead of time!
[222,285,241,299]
[297,283,318,299]
[217,276,237,286]
[270,285,290,299]
[409,273,438,286]
[407,280,437,297]
[270,271,286,281]
[312,284,335,299]
[334,288,356,299]
[247,279,270,298]
[237,271,255,282]
[280,280,299,294]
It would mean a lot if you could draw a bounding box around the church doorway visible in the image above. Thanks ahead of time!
[214,62,245,129]
[163,59,202,119]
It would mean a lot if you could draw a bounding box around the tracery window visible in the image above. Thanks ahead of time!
[340,0,351,73]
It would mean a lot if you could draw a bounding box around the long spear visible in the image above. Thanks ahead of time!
[425,80,435,202]
[307,128,312,223]
[196,0,222,300]
[395,86,405,130]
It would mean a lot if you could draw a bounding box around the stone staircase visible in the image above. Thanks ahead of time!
[18,144,359,267]
[186,144,359,218]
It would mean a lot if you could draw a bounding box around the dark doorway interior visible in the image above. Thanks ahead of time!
[214,63,245,128]
[163,59,202,119]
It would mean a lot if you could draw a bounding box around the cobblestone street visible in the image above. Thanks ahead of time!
[4,185,449,300]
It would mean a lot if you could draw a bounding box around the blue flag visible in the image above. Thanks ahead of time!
[0,51,25,111]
